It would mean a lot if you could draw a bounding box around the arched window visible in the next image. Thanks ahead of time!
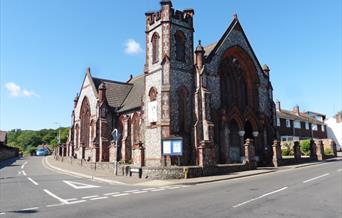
[148,87,158,124]
[175,31,186,62]
[75,124,79,147]
[80,97,91,148]
[151,33,160,64]
[148,87,158,101]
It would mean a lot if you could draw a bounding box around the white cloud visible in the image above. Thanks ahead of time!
[124,39,143,55]
[5,82,21,97]
[5,82,40,98]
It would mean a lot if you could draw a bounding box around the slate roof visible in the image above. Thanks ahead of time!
[277,109,324,125]
[0,131,7,144]
[92,75,144,113]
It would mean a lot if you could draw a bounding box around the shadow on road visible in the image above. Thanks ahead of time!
[0,157,23,169]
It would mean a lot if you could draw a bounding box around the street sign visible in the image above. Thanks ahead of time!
[162,137,183,156]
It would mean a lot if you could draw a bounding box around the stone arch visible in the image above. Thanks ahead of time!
[219,45,259,111]
[151,32,160,63]
[175,30,186,62]
[148,87,158,101]
[226,107,244,131]
[80,97,91,149]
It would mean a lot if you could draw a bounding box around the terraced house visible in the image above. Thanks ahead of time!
[275,101,327,142]
[66,0,276,168]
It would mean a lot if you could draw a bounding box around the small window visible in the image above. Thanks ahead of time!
[294,120,301,129]
[305,122,309,130]
[277,117,280,127]
[151,33,160,64]
[321,125,325,132]
[312,124,318,131]
[286,119,291,128]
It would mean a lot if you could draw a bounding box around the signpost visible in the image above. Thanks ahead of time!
[112,129,121,175]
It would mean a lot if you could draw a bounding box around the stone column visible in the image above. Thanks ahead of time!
[198,141,216,167]
[315,140,324,161]
[244,138,256,169]
[293,141,301,161]
[310,139,317,160]
[109,140,117,163]
[272,140,282,167]
[239,131,245,158]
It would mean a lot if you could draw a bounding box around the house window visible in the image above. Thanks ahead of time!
[151,33,160,64]
[286,119,291,128]
[175,31,186,62]
[305,122,309,130]
[312,124,318,131]
[294,120,301,129]
[321,125,325,132]
[277,117,280,127]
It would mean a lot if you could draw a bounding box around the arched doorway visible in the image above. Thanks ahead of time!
[80,97,91,159]
[229,120,240,163]
[244,121,254,141]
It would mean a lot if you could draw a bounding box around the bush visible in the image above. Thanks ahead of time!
[300,140,311,156]
[281,142,294,156]
[324,148,333,156]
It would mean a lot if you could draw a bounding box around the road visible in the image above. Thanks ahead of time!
[0,156,341,218]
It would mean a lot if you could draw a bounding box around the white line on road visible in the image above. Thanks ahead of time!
[65,198,77,201]
[22,171,27,176]
[82,195,99,199]
[90,196,108,201]
[19,207,39,211]
[142,188,157,191]
[112,193,130,197]
[233,187,288,208]
[303,173,329,183]
[63,180,100,189]
[43,189,68,205]
[68,200,86,205]
[337,169,342,172]
[124,190,140,193]
[104,192,120,196]
[27,177,39,186]
[0,212,5,215]
[21,161,28,169]
[166,186,180,190]
[46,203,64,208]
[132,191,148,194]
[151,188,165,192]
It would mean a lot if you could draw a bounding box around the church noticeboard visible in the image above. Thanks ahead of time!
[162,137,183,156]
[148,101,158,123]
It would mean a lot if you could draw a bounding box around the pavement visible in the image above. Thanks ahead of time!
[0,156,341,218]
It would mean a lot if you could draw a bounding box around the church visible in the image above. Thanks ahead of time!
[66,0,276,168]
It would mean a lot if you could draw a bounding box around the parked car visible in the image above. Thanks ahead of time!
[36,148,49,156]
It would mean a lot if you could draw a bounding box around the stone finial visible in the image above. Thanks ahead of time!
[86,67,91,75]
[195,40,205,69]
[98,82,106,103]
[232,13,238,20]
[74,93,79,108]
[262,64,270,76]
[160,0,172,6]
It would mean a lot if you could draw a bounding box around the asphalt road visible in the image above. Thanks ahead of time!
[0,156,341,218]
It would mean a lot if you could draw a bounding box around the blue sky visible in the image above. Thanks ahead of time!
[1,0,341,131]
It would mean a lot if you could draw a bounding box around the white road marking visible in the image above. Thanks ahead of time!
[17,171,22,176]
[104,192,120,196]
[0,212,5,215]
[27,177,39,186]
[303,173,329,183]
[65,198,77,201]
[337,169,342,172]
[19,207,39,211]
[82,195,99,199]
[21,161,28,169]
[46,203,64,208]
[151,188,165,192]
[22,171,27,176]
[68,200,86,205]
[132,191,148,194]
[124,190,140,193]
[90,196,108,201]
[142,188,157,191]
[112,193,130,197]
[43,189,68,205]
[180,185,189,188]
[166,186,180,190]
[63,180,100,189]
[233,187,288,208]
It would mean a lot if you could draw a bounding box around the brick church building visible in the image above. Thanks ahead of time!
[66,0,276,167]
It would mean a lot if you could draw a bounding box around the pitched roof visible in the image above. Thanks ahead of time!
[118,75,145,113]
[0,131,7,143]
[92,77,133,108]
[92,74,144,112]
[277,109,324,125]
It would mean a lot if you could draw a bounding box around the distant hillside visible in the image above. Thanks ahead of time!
[7,127,69,155]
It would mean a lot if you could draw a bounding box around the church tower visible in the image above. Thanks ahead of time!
[144,0,195,166]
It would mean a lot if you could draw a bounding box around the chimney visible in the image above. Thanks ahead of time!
[275,100,281,111]
[73,94,79,108]
[195,40,205,70]
[98,82,106,103]
[293,105,300,116]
